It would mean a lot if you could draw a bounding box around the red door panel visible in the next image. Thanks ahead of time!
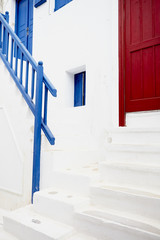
[155,0,160,37]
[155,45,160,96]
[125,0,160,113]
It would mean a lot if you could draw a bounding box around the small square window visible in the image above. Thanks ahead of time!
[74,72,86,107]
[54,0,72,11]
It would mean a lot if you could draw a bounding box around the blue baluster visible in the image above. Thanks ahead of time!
[15,45,18,76]
[0,22,2,48]
[2,26,6,54]
[10,38,14,68]
[25,61,29,93]
[31,67,35,100]
[44,85,48,125]
[6,31,9,61]
[20,52,23,84]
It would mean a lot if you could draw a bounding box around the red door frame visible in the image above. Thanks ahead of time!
[119,0,126,126]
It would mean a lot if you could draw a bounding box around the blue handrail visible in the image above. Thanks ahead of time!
[0,12,57,200]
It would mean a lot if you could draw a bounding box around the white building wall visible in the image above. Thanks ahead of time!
[33,0,119,138]
[0,59,34,210]
[32,0,120,189]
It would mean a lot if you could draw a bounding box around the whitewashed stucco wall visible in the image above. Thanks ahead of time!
[32,0,119,189]
[33,0,119,141]
[0,58,34,210]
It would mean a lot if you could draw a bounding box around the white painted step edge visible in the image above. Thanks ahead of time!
[76,207,160,235]
[75,210,160,240]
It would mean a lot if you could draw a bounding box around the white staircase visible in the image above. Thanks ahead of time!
[1,128,160,240]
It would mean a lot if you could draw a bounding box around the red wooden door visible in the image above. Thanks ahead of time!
[124,0,160,113]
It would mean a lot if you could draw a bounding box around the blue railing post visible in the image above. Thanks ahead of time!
[2,11,9,54]
[5,11,9,23]
[32,61,43,201]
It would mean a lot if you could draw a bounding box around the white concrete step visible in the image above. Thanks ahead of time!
[105,144,160,165]
[33,188,90,225]
[3,205,74,240]
[126,111,160,128]
[90,184,160,222]
[43,163,100,196]
[75,207,160,240]
[99,161,160,194]
[107,128,160,145]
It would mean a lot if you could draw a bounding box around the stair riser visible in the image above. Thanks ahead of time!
[44,172,91,196]
[33,195,74,225]
[90,187,160,222]
[105,151,160,165]
[100,165,160,194]
[3,217,53,240]
[74,214,160,240]
[109,132,160,145]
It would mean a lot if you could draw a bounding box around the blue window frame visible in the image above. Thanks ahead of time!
[74,72,86,107]
[54,0,72,11]
[35,0,47,8]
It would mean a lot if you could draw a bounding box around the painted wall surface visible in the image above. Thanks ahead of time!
[31,0,119,188]
[0,107,23,194]
[33,0,118,136]
[0,59,34,210]
[2,0,15,29]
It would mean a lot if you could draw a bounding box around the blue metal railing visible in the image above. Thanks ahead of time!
[0,12,57,200]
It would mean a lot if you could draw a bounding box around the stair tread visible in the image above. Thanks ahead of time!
[76,206,160,235]
[4,205,74,239]
[54,163,99,177]
[92,184,160,199]
[106,143,160,152]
